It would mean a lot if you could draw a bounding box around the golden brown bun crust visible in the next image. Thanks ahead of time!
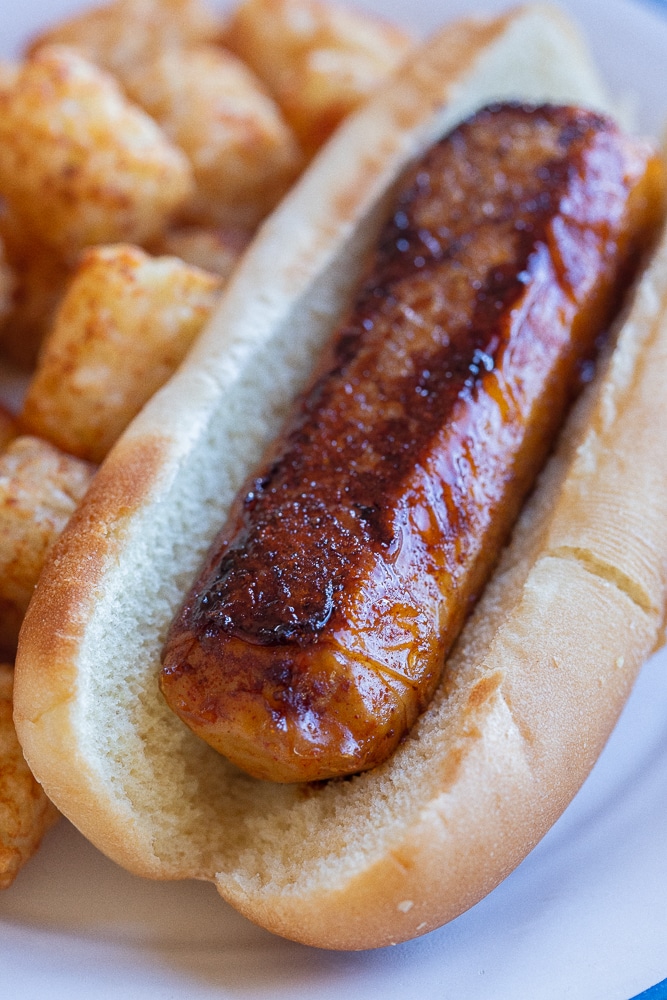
[14,5,667,950]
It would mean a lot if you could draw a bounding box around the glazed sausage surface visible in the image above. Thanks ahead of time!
[161,103,662,782]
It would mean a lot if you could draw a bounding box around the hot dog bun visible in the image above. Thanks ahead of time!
[13,4,667,949]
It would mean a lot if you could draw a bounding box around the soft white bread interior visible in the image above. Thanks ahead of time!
[14,4,667,950]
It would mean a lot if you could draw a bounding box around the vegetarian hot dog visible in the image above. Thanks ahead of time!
[13,4,667,950]
[161,102,662,783]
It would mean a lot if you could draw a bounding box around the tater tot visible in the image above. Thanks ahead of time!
[0,437,94,653]
[28,0,220,76]
[152,224,251,279]
[124,45,302,227]
[224,0,413,155]
[21,245,222,464]
[0,208,73,370]
[0,46,194,262]
[0,664,59,889]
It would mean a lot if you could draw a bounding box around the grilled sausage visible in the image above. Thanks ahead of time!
[161,103,663,783]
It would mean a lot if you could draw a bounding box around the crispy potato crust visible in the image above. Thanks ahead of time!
[28,0,221,76]
[122,45,302,228]
[224,0,413,155]
[21,245,222,464]
[0,438,94,654]
[0,46,194,261]
[0,664,58,889]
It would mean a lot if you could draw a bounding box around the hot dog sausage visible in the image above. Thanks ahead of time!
[161,103,664,783]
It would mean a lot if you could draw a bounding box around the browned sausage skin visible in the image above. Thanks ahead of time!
[161,104,665,783]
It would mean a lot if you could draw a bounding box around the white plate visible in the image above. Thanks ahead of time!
[2,1,667,998]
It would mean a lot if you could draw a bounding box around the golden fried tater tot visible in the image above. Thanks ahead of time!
[0,437,94,654]
[152,224,251,279]
[28,0,220,77]
[224,0,412,155]
[0,663,59,889]
[0,208,73,370]
[21,245,222,464]
[0,46,194,262]
[124,45,302,227]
